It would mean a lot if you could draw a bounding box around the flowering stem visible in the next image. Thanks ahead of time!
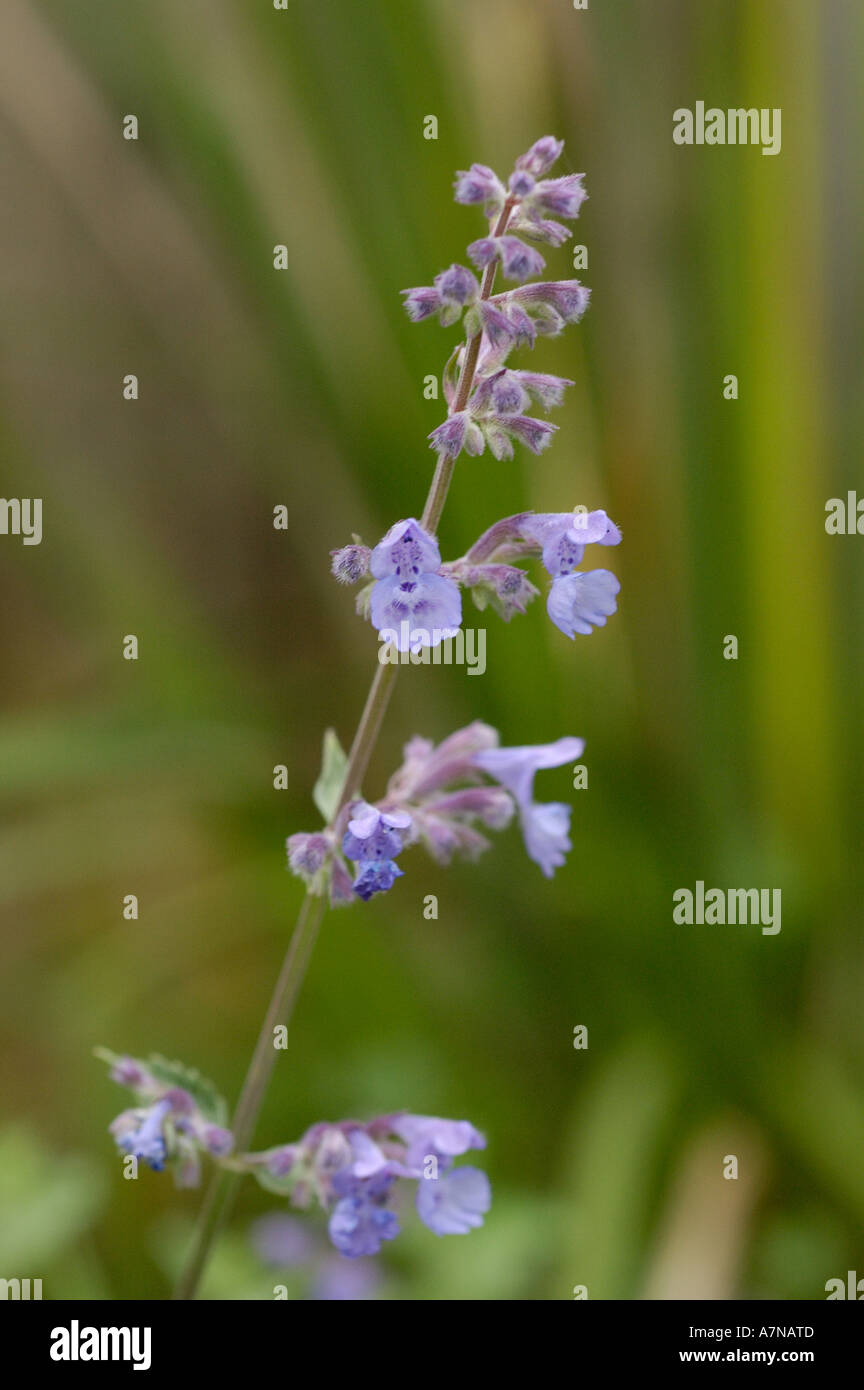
[174,196,515,1302]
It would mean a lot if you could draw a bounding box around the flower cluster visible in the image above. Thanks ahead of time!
[248,1114,490,1258]
[97,1050,233,1188]
[333,507,621,650]
[99,1048,492,1264]
[402,135,589,463]
[288,720,586,903]
[453,506,623,639]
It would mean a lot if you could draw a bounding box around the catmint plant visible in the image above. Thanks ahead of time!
[96,137,621,1299]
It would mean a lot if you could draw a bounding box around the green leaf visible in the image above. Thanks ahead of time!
[251,1167,297,1198]
[313,728,348,823]
[145,1055,228,1126]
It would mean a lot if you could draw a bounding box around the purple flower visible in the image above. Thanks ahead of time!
[434,263,479,305]
[110,1056,146,1088]
[514,216,572,247]
[387,722,500,800]
[484,415,557,461]
[370,573,462,652]
[342,803,411,861]
[368,519,463,652]
[472,737,585,877]
[342,803,411,901]
[329,1193,400,1258]
[402,266,479,328]
[530,174,587,220]
[514,135,564,177]
[508,169,535,197]
[201,1125,234,1157]
[547,570,621,638]
[501,299,537,348]
[245,1110,492,1258]
[390,1114,486,1170]
[455,562,539,622]
[416,1166,492,1236]
[453,162,505,209]
[515,372,574,410]
[370,518,442,580]
[401,285,441,322]
[428,412,484,459]
[113,1097,172,1171]
[287,832,330,880]
[330,544,370,585]
[510,279,591,325]
[474,300,517,350]
[521,508,622,577]
[467,236,546,283]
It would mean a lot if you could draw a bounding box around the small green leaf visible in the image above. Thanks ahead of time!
[313,728,348,823]
[252,1167,297,1198]
[146,1055,228,1125]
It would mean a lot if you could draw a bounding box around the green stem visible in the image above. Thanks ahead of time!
[173,195,515,1301]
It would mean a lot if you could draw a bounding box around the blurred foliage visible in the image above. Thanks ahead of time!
[0,0,862,1299]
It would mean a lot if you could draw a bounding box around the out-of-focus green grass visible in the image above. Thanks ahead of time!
[0,0,862,1298]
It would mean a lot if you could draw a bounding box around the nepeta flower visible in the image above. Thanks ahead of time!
[330,544,370,585]
[428,412,484,457]
[401,265,479,328]
[453,162,506,210]
[99,1050,233,1185]
[467,235,546,283]
[484,415,557,460]
[529,174,587,220]
[507,279,591,330]
[416,1166,491,1236]
[521,508,622,578]
[472,737,585,878]
[514,136,565,177]
[547,569,621,638]
[509,209,573,247]
[520,509,622,638]
[247,1113,490,1258]
[368,519,462,652]
[341,802,411,901]
[111,1097,172,1171]
[449,561,539,622]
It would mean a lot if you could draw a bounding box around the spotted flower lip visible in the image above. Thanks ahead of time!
[370,573,462,651]
[369,518,442,580]
[521,508,622,577]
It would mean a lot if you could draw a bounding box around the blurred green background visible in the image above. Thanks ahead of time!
[1,0,862,1300]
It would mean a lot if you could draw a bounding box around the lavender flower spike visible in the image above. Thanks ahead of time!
[472,737,585,878]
